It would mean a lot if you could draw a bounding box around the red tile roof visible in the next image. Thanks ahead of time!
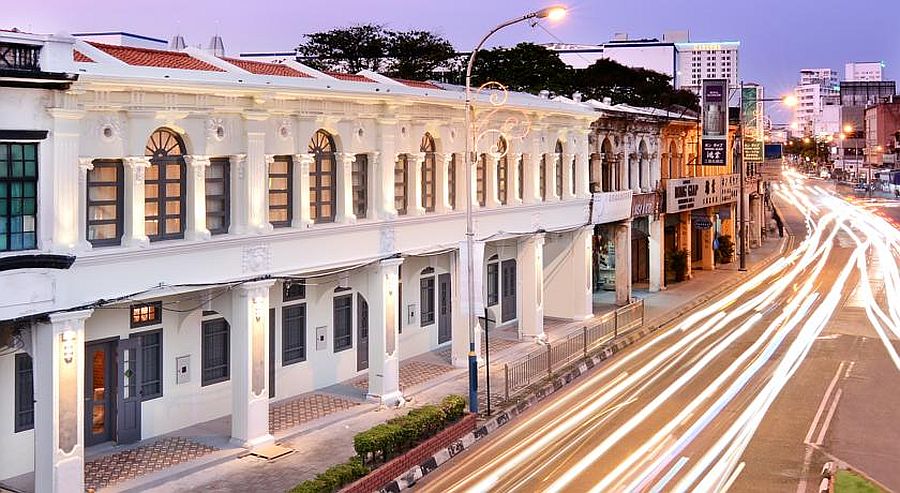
[324,71,374,83]
[395,78,443,90]
[73,50,94,63]
[221,57,310,78]
[87,42,224,72]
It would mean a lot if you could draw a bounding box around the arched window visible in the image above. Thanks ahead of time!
[496,137,508,205]
[555,140,564,198]
[394,154,409,215]
[476,154,486,207]
[145,128,186,241]
[421,134,436,212]
[601,138,614,192]
[308,130,336,224]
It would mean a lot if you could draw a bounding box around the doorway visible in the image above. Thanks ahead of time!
[269,308,276,399]
[500,259,517,323]
[357,294,369,371]
[85,340,117,446]
[437,273,452,344]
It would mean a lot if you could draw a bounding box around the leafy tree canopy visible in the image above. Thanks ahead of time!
[470,43,572,95]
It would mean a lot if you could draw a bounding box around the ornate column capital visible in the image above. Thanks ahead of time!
[183,155,212,168]
[296,153,315,169]
[78,157,94,172]
[438,152,454,165]
[123,156,151,168]
[410,152,426,165]
[339,152,357,166]
[264,154,276,167]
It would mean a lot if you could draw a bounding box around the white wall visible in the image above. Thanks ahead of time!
[0,352,36,479]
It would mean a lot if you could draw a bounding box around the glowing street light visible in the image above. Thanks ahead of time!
[782,94,799,107]
[843,124,855,134]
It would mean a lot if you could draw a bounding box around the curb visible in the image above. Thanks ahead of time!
[379,234,798,493]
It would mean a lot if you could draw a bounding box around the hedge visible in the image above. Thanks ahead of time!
[354,395,468,465]
[290,457,369,493]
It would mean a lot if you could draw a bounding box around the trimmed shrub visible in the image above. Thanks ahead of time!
[441,394,466,422]
[290,457,369,493]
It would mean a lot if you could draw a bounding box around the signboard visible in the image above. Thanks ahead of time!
[665,174,740,214]
[591,190,633,224]
[702,140,727,165]
[741,86,764,165]
[702,79,730,166]
[764,143,783,160]
[692,214,713,229]
[631,192,661,217]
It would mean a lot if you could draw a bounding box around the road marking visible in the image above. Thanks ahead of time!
[843,361,855,379]
[720,461,745,493]
[649,456,688,493]
[815,388,843,446]
[803,361,845,444]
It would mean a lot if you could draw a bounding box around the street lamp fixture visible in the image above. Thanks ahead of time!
[463,5,568,414]
[782,94,799,107]
[843,124,854,134]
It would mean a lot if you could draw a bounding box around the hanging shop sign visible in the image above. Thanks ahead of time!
[665,174,740,214]
[692,214,713,230]
[702,79,730,166]
[741,86,765,165]
[718,205,732,219]
[631,192,661,217]
[591,190,633,224]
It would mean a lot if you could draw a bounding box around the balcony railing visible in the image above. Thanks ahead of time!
[0,43,41,72]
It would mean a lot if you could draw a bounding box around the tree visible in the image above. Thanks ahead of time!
[574,58,699,111]
[297,24,389,73]
[386,30,455,80]
[470,43,573,95]
[297,25,455,80]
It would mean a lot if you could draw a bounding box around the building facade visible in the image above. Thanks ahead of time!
[0,31,602,491]
[845,61,884,82]
[793,68,840,136]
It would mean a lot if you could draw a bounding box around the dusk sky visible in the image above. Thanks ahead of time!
[12,0,899,121]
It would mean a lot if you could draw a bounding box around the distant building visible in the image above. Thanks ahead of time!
[793,68,840,136]
[542,30,740,94]
[845,61,884,82]
[840,80,896,107]
[864,101,900,166]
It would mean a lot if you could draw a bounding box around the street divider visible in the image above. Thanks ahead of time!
[502,299,644,401]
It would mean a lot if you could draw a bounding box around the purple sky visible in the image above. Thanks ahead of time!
[15,0,899,121]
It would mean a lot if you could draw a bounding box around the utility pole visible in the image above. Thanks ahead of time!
[738,82,747,271]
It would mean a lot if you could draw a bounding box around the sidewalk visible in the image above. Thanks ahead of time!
[88,236,789,493]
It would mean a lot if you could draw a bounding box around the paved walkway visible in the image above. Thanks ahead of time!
[42,234,788,493]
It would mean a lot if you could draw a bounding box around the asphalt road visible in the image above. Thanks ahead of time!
[416,173,900,493]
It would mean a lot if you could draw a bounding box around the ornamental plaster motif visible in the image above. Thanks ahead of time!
[379,225,396,254]
[96,116,123,143]
[123,157,151,183]
[206,117,226,142]
[242,244,272,274]
[278,118,293,140]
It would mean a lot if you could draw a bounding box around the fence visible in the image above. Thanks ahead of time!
[502,299,644,401]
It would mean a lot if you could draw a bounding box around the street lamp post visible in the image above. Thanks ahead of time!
[463,4,566,414]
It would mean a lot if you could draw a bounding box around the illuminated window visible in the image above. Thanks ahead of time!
[309,130,337,223]
[268,155,293,228]
[421,134,436,212]
[131,301,162,328]
[0,142,38,251]
[86,160,124,246]
[144,128,186,241]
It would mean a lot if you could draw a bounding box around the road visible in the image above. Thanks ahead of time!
[417,173,900,493]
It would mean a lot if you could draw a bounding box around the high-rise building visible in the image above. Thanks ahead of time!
[793,68,840,136]
[542,30,740,94]
[845,61,884,82]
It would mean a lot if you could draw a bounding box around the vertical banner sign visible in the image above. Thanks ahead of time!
[702,79,729,165]
[742,86,764,164]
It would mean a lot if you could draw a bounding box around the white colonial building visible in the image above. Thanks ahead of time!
[0,30,614,491]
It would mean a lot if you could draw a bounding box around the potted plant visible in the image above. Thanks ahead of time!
[666,249,689,282]
[714,235,734,264]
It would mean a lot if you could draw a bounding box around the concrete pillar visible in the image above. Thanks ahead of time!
[76,159,93,250]
[510,153,524,205]
[452,241,484,367]
[122,156,150,247]
[49,130,79,252]
[741,191,751,258]
[522,153,539,204]
[231,280,275,448]
[409,152,427,215]
[648,215,664,292]
[184,155,212,241]
[228,154,248,234]
[33,310,92,493]
[615,220,633,306]
[247,133,271,232]
[367,258,405,405]
[562,153,576,200]
[516,234,545,340]
[700,210,716,271]
[436,152,452,213]
[749,195,762,248]
[294,154,314,227]
[485,154,500,208]
[544,227,593,320]
[548,153,561,201]
[575,151,590,198]
[682,212,693,279]
[336,153,358,224]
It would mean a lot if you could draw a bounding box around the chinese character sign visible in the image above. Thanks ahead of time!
[702,80,729,166]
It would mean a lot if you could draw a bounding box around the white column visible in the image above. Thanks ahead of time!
[485,154,500,208]
[33,309,92,493]
[468,153,480,210]
[367,258,404,405]
[615,219,633,306]
[337,152,358,224]
[649,151,661,191]
[367,151,384,219]
[76,159,93,250]
[517,234,545,341]
[122,156,150,247]
[436,152,452,213]
[510,153,523,205]
[648,215,664,292]
[548,153,561,201]
[562,152,576,200]
[522,154,539,204]
[228,154,248,235]
[263,154,276,230]
[409,152,426,216]
[452,240,484,367]
[700,210,715,271]
[247,133,270,232]
[575,152,590,199]
[294,154,314,227]
[231,280,275,448]
[184,155,211,241]
[50,132,80,252]
[571,226,594,319]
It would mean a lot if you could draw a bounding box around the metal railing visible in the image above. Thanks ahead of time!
[502,299,644,401]
[0,43,41,72]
